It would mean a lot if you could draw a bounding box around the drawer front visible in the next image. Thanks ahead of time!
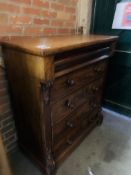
[53,85,102,145]
[53,102,90,144]
[51,78,105,125]
[52,78,105,159]
[53,108,100,159]
[51,87,88,125]
[51,60,108,101]
[88,77,105,103]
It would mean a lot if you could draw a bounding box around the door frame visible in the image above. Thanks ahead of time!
[90,0,121,33]
[90,0,97,33]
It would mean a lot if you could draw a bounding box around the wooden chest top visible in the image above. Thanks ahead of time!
[1,35,118,56]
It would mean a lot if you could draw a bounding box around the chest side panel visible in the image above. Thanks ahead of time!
[2,48,45,162]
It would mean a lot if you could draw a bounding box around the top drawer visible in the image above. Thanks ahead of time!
[51,60,108,101]
[54,44,111,77]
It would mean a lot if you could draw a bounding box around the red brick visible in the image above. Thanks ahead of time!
[51,20,64,27]
[0,96,9,105]
[65,7,76,13]
[44,28,56,35]
[1,122,15,135]
[0,81,8,90]
[0,103,10,114]
[49,11,57,18]
[64,21,75,27]
[69,15,76,21]
[0,14,8,24]
[0,36,10,43]
[57,28,69,34]
[4,128,16,138]
[0,68,5,75]
[43,10,57,18]
[9,0,31,4]
[6,141,17,152]
[0,73,6,81]
[70,28,76,34]
[23,7,42,16]
[2,117,14,127]
[10,16,32,24]
[33,18,49,25]
[42,10,50,18]
[0,25,22,34]
[0,2,20,13]
[51,2,64,11]
[32,0,49,8]
[57,11,69,20]
[0,89,8,98]
[24,27,43,35]
[58,0,78,6]
[69,0,78,6]
[0,111,13,121]
[4,135,16,146]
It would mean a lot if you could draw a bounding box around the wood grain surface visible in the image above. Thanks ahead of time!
[1,35,118,56]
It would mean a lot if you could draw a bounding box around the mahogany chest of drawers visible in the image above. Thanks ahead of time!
[1,35,118,175]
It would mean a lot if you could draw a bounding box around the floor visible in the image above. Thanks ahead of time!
[9,108,131,175]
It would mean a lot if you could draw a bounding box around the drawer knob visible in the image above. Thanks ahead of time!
[65,100,74,109]
[67,121,74,128]
[66,139,73,145]
[92,86,99,92]
[67,79,75,87]
[94,67,102,73]
[91,104,97,110]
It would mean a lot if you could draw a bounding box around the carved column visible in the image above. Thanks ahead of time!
[41,81,55,175]
[41,56,56,175]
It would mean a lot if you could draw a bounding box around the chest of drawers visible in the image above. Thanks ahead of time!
[1,35,118,175]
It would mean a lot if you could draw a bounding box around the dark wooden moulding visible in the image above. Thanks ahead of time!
[1,35,118,175]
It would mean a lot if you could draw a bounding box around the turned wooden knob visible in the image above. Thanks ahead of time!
[94,67,102,73]
[67,121,74,128]
[91,104,97,110]
[92,86,99,92]
[66,139,73,145]
[65,100,74,109]
[66,79,75,87]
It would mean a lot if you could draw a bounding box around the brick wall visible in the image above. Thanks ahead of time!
[0,0,78,36]
[0,0,79,153]
[0,51,17,153]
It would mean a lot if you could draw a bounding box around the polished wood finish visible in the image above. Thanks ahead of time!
[2,35,118,56]
[1,35,117,175]
[52,60,107,101]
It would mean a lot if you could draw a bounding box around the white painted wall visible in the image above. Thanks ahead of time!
[76,0,93,34]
